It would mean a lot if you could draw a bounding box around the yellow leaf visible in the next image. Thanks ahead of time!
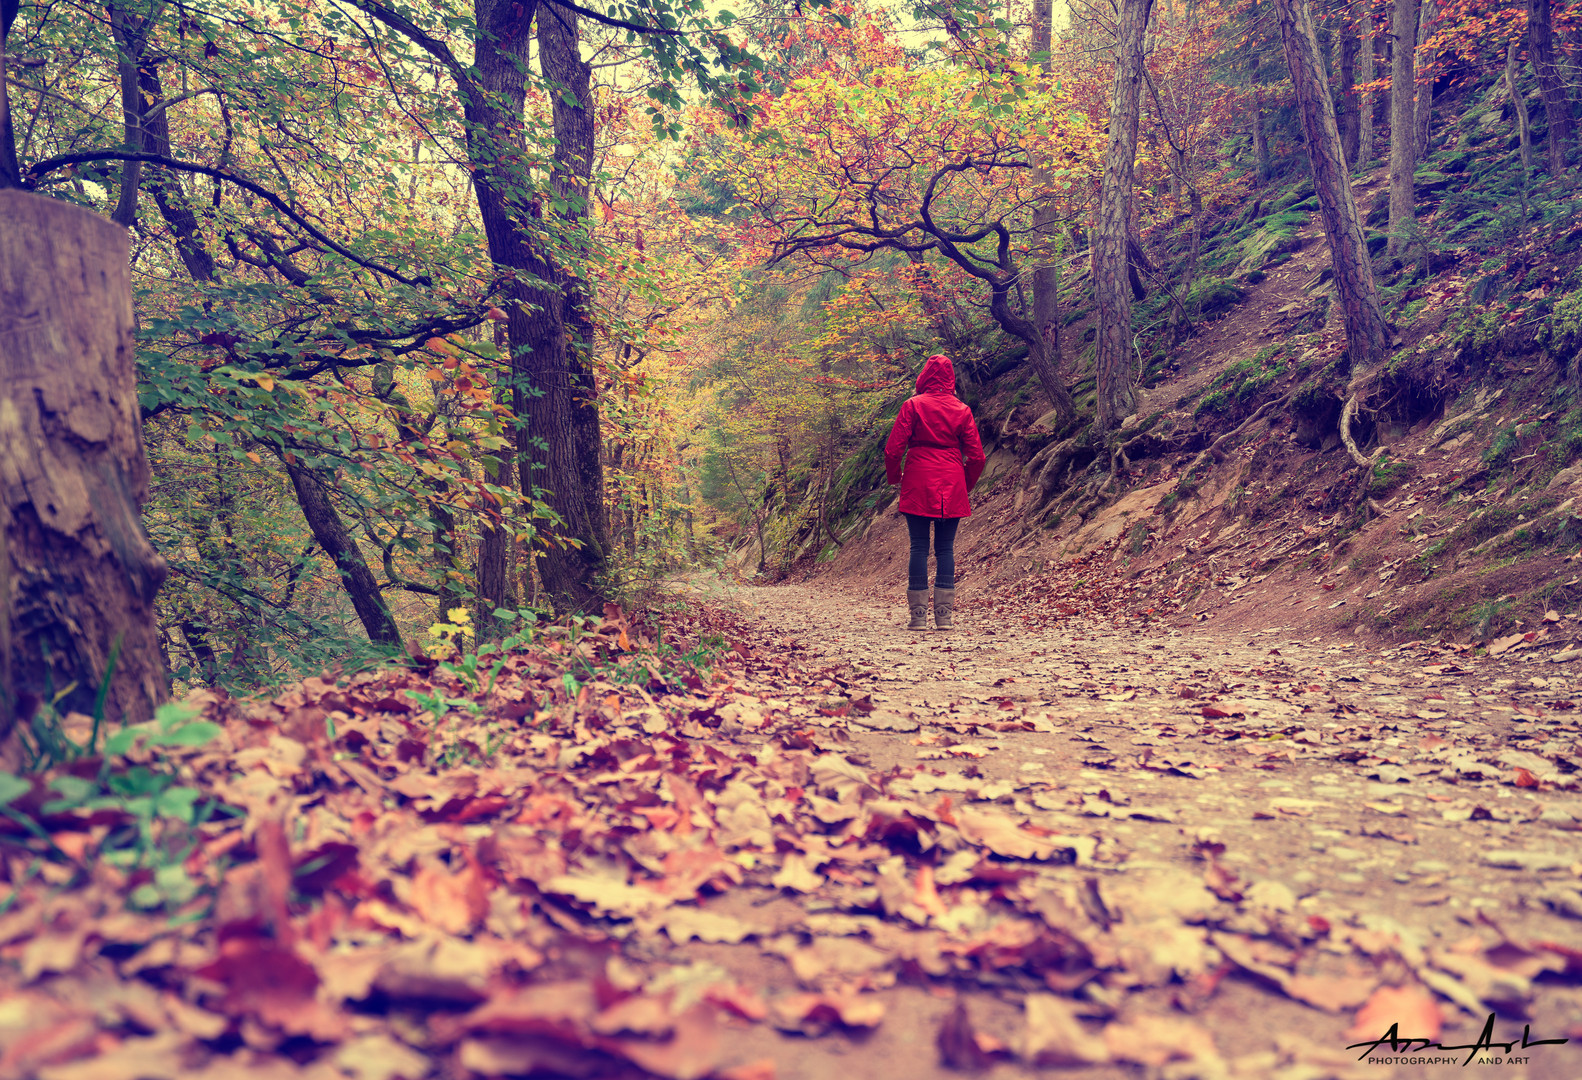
[255,375,275,391]
[245,451,262,464]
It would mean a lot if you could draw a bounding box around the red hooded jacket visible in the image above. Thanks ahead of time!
[884,355,987,518]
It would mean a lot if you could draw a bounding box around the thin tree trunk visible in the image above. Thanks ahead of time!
[1249,6,1272,186]
[1096,0,1156,431]
[1506,40,1534,172]
[1414,0,1436,158]
[1387,0,1418,254]
[1030,0,1065,421]
[1358,1,1375,162]
[1169,184,1203,342]
[1340,11,1360,165]
[1529,0,1571,175]
[284,462,402,647]
[0,2,20,188]
[1273,0,1391,372]
[1,190,169,735]
[107,1,151,227]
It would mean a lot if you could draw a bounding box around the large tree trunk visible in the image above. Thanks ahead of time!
[1095,0,1156,431]
[1387,0,1417,254]
[1,191,169,738]
[1273,0,1391,373]
[1507,40,1535,172]
[1529,0,1571,175]
[454,0,604,614]
[283,462,402,647]
[1358,1,1375,163]
[1339,11,1360,166]
[525,3,606,613]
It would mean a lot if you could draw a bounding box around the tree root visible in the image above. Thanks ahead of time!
[1340,392,1377,468]
[1177,392,1292,484]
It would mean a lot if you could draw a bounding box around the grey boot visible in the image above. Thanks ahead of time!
[934,587,956,630]
[907,590,931,631]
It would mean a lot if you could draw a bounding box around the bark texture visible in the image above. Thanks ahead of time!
[1273,0,1390,372]
[449,0,606,614]
[1,190,168,737]
[1358,3,1375,162]
[1387,0,1417,254]
[529,4,607,613]
[1095,0,1156,431]
[1528,0,1571,175]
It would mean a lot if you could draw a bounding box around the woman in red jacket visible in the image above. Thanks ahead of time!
[884,355,987,631]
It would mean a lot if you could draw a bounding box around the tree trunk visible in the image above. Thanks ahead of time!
[1340,11,1360,165]
[1168,184,1203,342]
[1358,1,1375,162]
[1387,0,1417,254]
[1,190,169,738]
[0,2,20,188]
[1507,40,1534,172]
[520,3,606,614]
[1249,7,1272,186]
[283,461,402,647]
[1273,0,1391,373]
[1095,0,1156,431]
[1529,0,1571,175]
[1414,0,1436,158]
[1030,0,1062,400]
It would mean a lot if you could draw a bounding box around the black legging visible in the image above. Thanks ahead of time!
[905,514,960,591]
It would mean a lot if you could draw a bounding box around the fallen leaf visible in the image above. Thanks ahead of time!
[1346,984,1442,1042]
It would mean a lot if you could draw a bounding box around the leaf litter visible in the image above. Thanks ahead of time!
[3,584,1582,1079]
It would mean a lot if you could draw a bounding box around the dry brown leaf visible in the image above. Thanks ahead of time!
[1346,984,1442,1042]
[770,992,885,1035]
[1103,1015,1220,1066]
[408,859,488,935]
[1019,993,1109,1066]
[331,1033,432,1080]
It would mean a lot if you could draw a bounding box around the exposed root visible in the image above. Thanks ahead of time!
[1177,393,1292,485]
[1340,392,1377,468]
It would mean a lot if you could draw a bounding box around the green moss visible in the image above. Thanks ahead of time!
[1195,344,1286,416]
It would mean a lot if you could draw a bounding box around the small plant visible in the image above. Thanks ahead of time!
[423,606,476,659]
[1,702,228,914]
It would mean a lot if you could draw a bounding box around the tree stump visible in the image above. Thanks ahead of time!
[1,190,168,742]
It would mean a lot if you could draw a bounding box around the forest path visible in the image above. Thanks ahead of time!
[673,578,1582,1080]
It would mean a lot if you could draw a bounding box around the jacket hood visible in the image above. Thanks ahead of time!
[915,355,955,395]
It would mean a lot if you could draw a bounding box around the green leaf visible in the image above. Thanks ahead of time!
[147,721,222,748]
[0,774,31,807]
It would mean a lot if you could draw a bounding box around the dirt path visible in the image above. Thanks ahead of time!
[666,578,1582,1080]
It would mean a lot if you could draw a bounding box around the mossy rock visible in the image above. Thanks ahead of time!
[1289,195,1320,213]
[1365,198,1389,228]
[1413,170,1455,194]
[1364,231,1388,256]
[1434,151,1472,174]
[1235,214,1307,272]
[1189,277,1245,317]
